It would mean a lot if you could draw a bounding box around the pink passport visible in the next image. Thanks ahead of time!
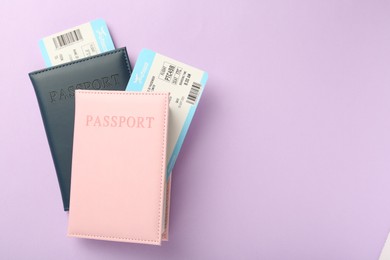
[68,90,169,245]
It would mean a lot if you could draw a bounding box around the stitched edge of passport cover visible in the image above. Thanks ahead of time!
[29,47,131,77]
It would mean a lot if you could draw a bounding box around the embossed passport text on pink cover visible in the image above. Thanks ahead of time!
[68,90,169,245]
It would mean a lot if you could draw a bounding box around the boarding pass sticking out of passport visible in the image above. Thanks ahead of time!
[39,19,115,67]
[126,49,208,178]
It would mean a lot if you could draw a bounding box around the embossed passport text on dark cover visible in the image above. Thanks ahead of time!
[29,48,132,211]
[68,90,169,245]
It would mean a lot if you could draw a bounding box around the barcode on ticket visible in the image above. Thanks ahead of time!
[52,29,83,49]
[186,82,201,105]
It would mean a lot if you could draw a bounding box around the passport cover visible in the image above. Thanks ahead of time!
[29,48,132,211]
[68,90,169,245]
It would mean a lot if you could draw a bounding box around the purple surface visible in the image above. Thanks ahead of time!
[1,0,390,259]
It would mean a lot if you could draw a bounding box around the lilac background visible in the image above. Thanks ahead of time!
[1,0,390,259]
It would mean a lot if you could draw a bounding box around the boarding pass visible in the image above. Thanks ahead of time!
[39,19,115,67]
[126,49,208,177]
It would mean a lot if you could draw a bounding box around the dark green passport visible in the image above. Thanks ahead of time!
[29,48,132,210]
